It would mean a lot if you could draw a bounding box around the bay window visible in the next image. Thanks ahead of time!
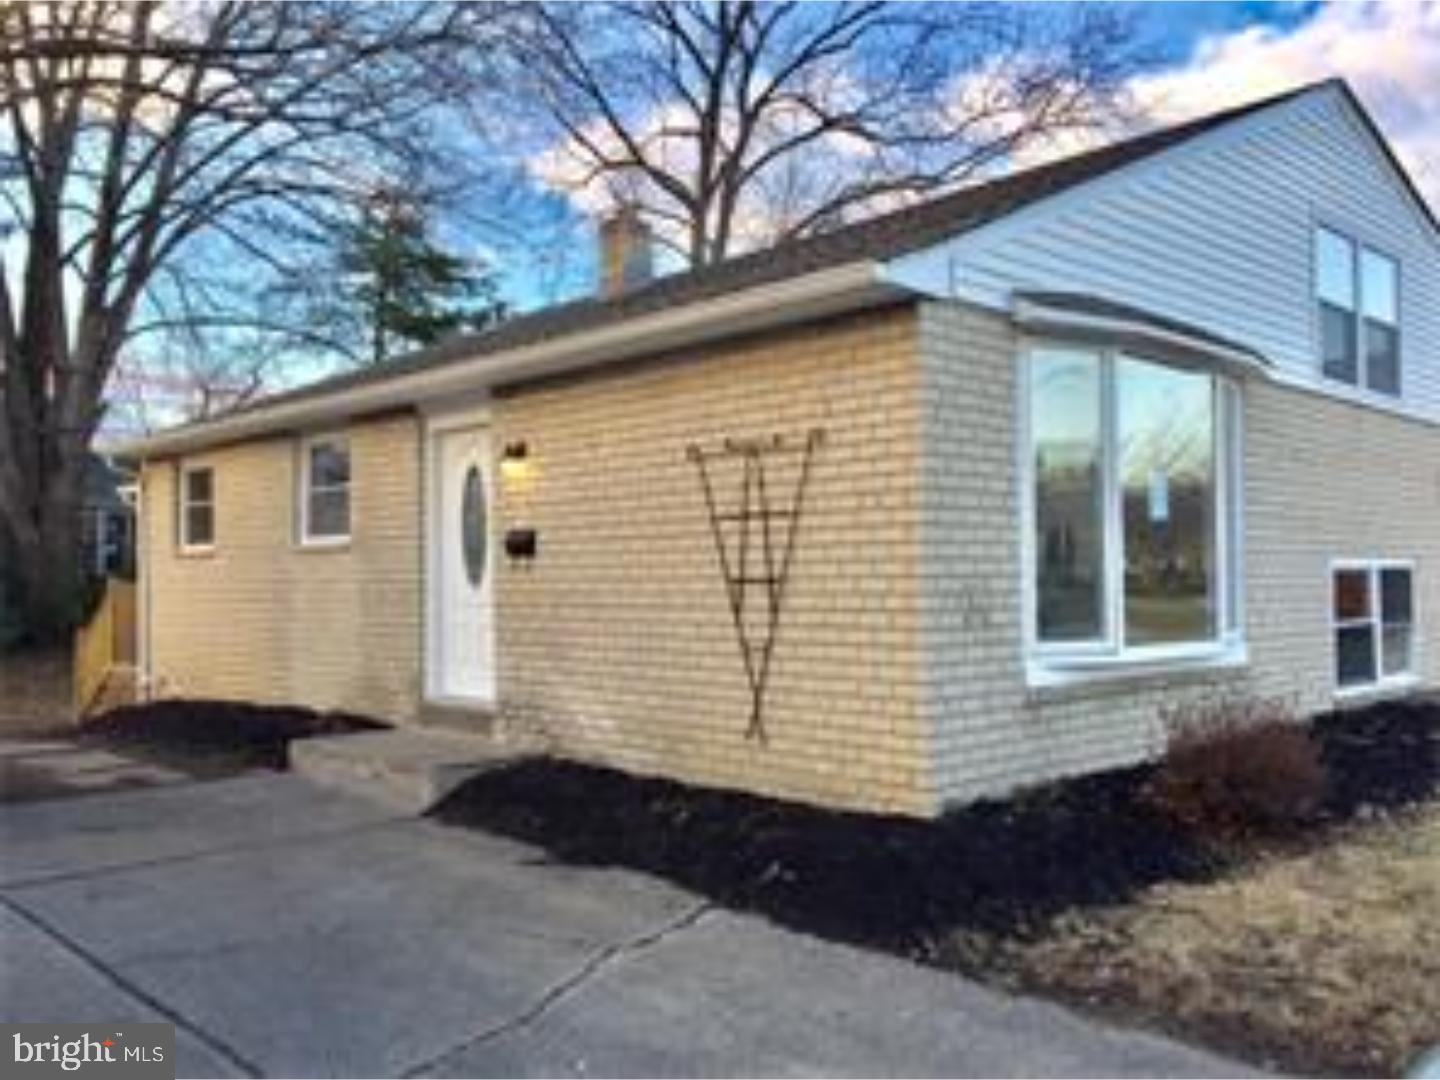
[1031,350,1105,643]
[1028,347,1242,672]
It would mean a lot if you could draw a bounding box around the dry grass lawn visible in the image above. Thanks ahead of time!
[985,804,1440,1077]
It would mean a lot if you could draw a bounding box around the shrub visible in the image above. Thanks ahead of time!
[1146,698,1327,845]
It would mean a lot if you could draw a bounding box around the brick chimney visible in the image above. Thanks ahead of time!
[598,206,654,297]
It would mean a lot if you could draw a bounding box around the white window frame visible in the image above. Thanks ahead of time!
[1330,558,1418,697]
[298,433,352,547]
[1020,342,1246,687]
[178,462,215,554]
[1312,222,1402,398]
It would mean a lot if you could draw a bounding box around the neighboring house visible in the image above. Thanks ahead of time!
[122,80,1440,817]
[80,455,137,579]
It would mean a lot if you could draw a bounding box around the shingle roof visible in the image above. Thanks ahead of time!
[170,78,1373,426]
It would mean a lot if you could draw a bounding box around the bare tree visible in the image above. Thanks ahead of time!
[509,1,1144,267]
[0,1,501,639]
[104,336,273,441]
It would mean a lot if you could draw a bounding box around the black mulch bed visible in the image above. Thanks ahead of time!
[432,697,1438,960]
[82,700,386,772]
[1313,697,1439,815]
[434,759,1214,956]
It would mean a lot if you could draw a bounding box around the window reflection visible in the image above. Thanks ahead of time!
[1032,351,1104,642]
[1118,360,1216,646]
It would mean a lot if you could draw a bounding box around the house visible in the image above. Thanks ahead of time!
[122,80,1440,817]
[80,454,137,580]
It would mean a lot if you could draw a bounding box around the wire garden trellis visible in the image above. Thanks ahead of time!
[686,428,825,743]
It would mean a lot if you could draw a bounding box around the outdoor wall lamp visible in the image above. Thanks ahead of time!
[499,440,531,483]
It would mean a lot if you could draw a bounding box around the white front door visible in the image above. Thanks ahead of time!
[430,424,495,703]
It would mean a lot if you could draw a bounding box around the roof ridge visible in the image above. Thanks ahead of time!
[135,77,1339,444]
[596,78,1333,300]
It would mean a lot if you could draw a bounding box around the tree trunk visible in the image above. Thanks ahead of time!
[7,457,86,646]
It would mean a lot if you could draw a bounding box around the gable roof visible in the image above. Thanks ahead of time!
[1331,81,1440,239]
[126,77,1430,457]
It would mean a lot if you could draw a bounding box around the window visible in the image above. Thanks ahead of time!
[179,465,215,550]
[300,435,351,544]
[1032,351,1105,642]
[1314,226,1400,395]
[1028,348,1241,670]
[1316,228,1357,385]
[1333,561,1415,691]
[461,465,487,586]
[1361,249,1400,394]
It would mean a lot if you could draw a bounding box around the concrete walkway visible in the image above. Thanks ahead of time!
[0,771,1262,1078]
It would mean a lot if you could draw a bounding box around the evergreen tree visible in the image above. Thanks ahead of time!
[335,190,507,366]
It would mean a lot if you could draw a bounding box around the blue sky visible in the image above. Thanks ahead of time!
[96,2,1438,432]
[1113,2,1436,203]
[493,2,1437,314]
[1133,2,1323,60]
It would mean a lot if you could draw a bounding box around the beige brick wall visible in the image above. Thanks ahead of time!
[140,296,1436,818]
[918,300,1440,808]
[492,307,935,814]
[142,412,424,722]
[1243,378,1440,705]
[140,310,936,814]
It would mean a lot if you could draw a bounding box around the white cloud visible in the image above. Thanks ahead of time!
[1126,2,1440,215]
[529,2,1439,255]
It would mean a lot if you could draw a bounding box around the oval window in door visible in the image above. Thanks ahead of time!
[461,464,487,586]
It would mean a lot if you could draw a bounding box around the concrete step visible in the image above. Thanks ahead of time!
[417,700,496,736]
[289,729,519,814]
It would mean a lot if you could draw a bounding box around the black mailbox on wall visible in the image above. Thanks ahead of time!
[504,527,538,561]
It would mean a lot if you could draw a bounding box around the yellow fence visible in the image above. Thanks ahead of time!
[73,578,137,718]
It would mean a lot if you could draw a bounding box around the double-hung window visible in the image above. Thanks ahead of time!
[1333,561,1414,692]
[1315,226,1400,395]
[300,435,351,544]
[179,464,215,551]
[1028,347,1242,676]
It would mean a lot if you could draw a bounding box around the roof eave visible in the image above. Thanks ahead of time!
[118,260,910,460]
[1012,294,1274,379]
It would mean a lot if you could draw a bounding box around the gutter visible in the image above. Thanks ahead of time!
[118,260,909,459]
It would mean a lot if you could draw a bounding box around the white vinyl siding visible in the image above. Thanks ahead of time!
[889,86,1440,421]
